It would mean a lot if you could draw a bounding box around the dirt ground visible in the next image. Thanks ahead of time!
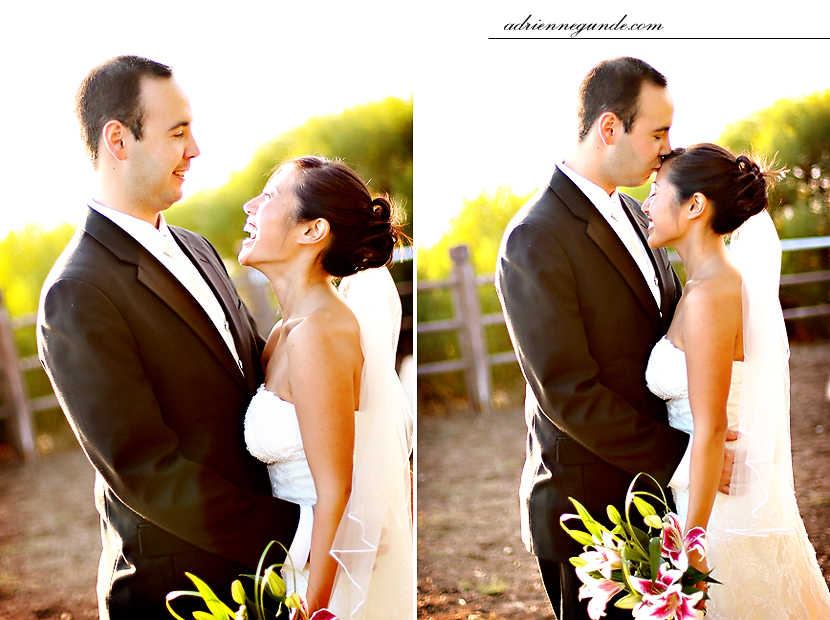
[0,343,827,620]
[417,341,830,620]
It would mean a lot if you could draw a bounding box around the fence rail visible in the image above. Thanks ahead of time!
[418,238,830,414]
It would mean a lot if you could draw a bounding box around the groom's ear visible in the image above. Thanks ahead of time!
[299,218,330,245]
[101,120,128,162]
[597,112,618,146]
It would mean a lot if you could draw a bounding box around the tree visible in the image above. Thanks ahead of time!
[0,224,75,317]
[719,90,830,339]
[416,187,534,284]
[719,89,830,238]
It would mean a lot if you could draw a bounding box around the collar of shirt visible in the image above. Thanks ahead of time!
[88,200,170,261]
[556,162,622,221]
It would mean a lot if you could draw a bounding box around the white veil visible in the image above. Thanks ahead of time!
[725,209,796,535]
[330,266,414,619]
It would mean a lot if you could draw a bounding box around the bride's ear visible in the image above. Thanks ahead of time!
[298,218,330,245]
[687,192,707,220]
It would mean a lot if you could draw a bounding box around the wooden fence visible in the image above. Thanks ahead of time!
[417,237,830,414]
[0,261,413,462]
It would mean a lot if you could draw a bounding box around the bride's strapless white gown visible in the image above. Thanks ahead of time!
[646,336,830,619]
[244,387,411,620]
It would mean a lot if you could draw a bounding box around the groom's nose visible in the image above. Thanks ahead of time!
[659,132,672,156]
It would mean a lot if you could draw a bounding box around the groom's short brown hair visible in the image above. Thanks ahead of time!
[576,57,667,141]
[76,55,173,169]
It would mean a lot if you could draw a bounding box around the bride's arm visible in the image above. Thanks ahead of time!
[287,312,360,613]
[681,280,741,571]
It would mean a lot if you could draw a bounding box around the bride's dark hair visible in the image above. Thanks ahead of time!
[283,156,403,277]
[662,143,782,235]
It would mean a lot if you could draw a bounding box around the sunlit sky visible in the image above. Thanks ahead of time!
[1,1,828,246]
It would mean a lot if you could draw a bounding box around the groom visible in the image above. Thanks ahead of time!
[37,56,302,619]
[496,57,714,619]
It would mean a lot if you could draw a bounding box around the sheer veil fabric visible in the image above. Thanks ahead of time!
[711,210,830,617]
[329,267,414,620]
[726,209,794,533]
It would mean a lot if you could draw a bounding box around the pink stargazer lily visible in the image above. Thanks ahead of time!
[576,566,624,620]
[578,530,624,579]
[660,513,708,572]
[629,562,683,598]
[630,563,704,620]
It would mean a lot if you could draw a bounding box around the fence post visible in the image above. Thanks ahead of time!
[0,291,36,461]
[450,245,492,414]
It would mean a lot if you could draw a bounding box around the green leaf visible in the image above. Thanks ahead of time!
[569,498,604,540]
[614,593,642,609]
[621,541,649,565]
[569,529,596,547]
[185,572,235,619]
[569,557,589,568]
[560,512,597,547]
[194,612,217,620]
[165,590,201,620]
[649,537,662,581]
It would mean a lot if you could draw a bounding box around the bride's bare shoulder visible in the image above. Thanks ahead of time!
[287,299,361,362]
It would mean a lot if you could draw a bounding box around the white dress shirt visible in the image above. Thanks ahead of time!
[558,163,661,307]
[88,201,314,556]
[555,167,691,490]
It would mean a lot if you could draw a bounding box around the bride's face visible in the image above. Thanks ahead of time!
[642,164,683,249]
[238,165,300,267]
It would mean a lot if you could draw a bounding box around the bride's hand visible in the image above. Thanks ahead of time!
[689,553,710,613]
[718,429,740,494]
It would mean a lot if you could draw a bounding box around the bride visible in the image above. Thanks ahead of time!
[643,143,830,618]
[238,156,413,619]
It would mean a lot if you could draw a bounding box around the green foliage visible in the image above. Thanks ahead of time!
[168,96,413,260]
[417,187,534,282]
[720,90,830,340]
[0,223,75,316]
[719,89,830,237]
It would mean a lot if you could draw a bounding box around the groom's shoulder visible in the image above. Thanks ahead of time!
[506,173,575,234]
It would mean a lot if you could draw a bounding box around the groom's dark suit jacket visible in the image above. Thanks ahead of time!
[496,168,690,562]
[37,208,300,619]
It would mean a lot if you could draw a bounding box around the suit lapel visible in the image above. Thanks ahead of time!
[619,194,679,327]
[550,171,660,326]
[170,228,259,394]
[84,210,249,394]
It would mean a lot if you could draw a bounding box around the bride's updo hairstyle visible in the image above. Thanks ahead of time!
[662,143,779,235]
[287,156,403,277]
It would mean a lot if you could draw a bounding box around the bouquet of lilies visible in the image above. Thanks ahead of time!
[166,541,337,620]
[559,473,719,620]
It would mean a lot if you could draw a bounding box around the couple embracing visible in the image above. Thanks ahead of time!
[496,57,830,619]
[37,56,413,619]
